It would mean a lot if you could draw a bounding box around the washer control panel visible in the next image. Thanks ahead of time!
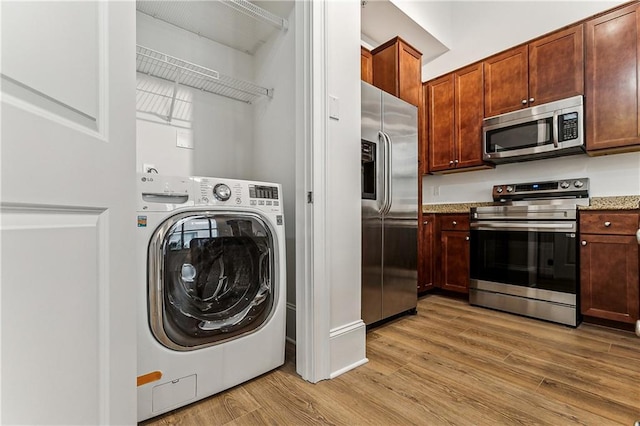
[192,176,282,213]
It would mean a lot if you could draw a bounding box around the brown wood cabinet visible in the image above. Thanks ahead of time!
[585,3,640,154]
[419,82,429,175]
[437,214,470,294]
[418,213,435,293]
[427,63,491,173]
[580,210,640,325]
[372,37,422,107]
[484,25,584,117]
[361,46,373,84]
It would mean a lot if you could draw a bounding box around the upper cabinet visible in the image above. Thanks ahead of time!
[484,25,584,117]
[361,47,373,84]
[427,63,492,173]
[585,3,640,154]
[372,37,422,107]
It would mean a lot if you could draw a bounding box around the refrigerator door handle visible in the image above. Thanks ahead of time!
[380,131,392,215]
[377,131,386,214]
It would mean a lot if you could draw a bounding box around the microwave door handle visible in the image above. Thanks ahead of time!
[552,110,560,148]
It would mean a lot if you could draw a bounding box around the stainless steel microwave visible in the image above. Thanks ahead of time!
[483,95,584,164]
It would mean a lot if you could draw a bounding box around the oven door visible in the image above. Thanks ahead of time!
[470,222,578,295]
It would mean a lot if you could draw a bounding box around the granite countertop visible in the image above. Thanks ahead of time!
[579,196,640,210]
[423,196,640,214]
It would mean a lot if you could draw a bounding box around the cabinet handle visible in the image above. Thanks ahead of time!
[604,221,611,227]
[521,99,527,105]
[636,229,640,245]
[452,221,457,226]
[454,159,459,165]
[449,160,454,165]
[529,97,535,103]
[465,236,470,241]
[423,221,429,225]
[581,240,587,246]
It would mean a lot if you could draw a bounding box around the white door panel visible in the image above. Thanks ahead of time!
[1,1,136,424]
[1,1,100,123]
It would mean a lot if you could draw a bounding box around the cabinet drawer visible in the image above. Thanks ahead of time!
[439,214,470,231]
[580,211,639,235]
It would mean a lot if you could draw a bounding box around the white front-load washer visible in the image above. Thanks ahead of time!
[136,174,286,422]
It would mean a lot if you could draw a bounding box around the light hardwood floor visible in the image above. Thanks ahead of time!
[142,294,640,425]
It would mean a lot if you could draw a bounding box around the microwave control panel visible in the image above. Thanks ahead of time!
[558,112,579,142]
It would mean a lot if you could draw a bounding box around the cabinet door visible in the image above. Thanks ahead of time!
[398,40,422,107]
[361,46,373,84]
[580,234,639,323]
[484,45,529,117]
[418,214,435,292]
[372,41,398,97]
[440,231,470,294]
[427,74,455,172]
[455,63,485,168]
[585,3,640,152]
[529,25,584,107]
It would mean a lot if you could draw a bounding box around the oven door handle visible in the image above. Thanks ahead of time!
[471,222,575,231]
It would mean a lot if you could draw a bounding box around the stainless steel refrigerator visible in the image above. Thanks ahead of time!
[361,81,418,325]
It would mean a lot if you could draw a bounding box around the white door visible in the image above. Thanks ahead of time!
[1,2,136,424]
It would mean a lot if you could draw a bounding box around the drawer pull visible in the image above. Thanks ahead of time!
[581,240,587,246]
[636,229,640,245]
[423,221,429,225]
[465,236,470,241]
[452,221,457,226]
[604,221,611,227]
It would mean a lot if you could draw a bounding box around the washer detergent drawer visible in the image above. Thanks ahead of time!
[152,374,197,413]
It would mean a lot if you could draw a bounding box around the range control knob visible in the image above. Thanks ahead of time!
[560,181,570,189]
[506,186,514,193]
[495,186,503,194]
[573,180,584,188]
[213,183,232,201]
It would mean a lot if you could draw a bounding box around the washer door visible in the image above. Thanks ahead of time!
[148,212,277,351]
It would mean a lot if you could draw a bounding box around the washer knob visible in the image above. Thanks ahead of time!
[560,181,570,189]
[506,186,514,193]
[574,180,584,188]
[213,183,231,201]
[496,187,503,194]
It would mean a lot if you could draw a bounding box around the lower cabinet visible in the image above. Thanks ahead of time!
[440,230,470,293]
[579,210,640,324]
[419,213,470,295]
[418,214,435,292]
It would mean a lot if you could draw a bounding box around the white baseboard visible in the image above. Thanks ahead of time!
[329,320,367,379]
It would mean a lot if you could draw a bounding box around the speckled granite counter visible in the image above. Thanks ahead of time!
[579,196,640,210]
[423,196,640,214]
[422,202,494,214]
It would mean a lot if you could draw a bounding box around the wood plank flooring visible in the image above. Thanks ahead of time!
[141,295,640,425]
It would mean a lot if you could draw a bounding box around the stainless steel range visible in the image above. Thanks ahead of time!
[469,178,590,327]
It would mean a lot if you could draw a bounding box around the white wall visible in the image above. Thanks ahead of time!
[135,12,254,178]
[252,6,298,341]
[419,1,640,204]
[327,0,367,375]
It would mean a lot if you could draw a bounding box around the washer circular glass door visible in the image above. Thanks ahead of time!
[148,211,277,351]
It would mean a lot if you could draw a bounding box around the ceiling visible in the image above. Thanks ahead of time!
[361,0,449,64]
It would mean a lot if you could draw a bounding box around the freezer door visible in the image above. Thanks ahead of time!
[382,92,418,318]
[361,82,384,325]
[362,216,383,324]
[361,81,384,219]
